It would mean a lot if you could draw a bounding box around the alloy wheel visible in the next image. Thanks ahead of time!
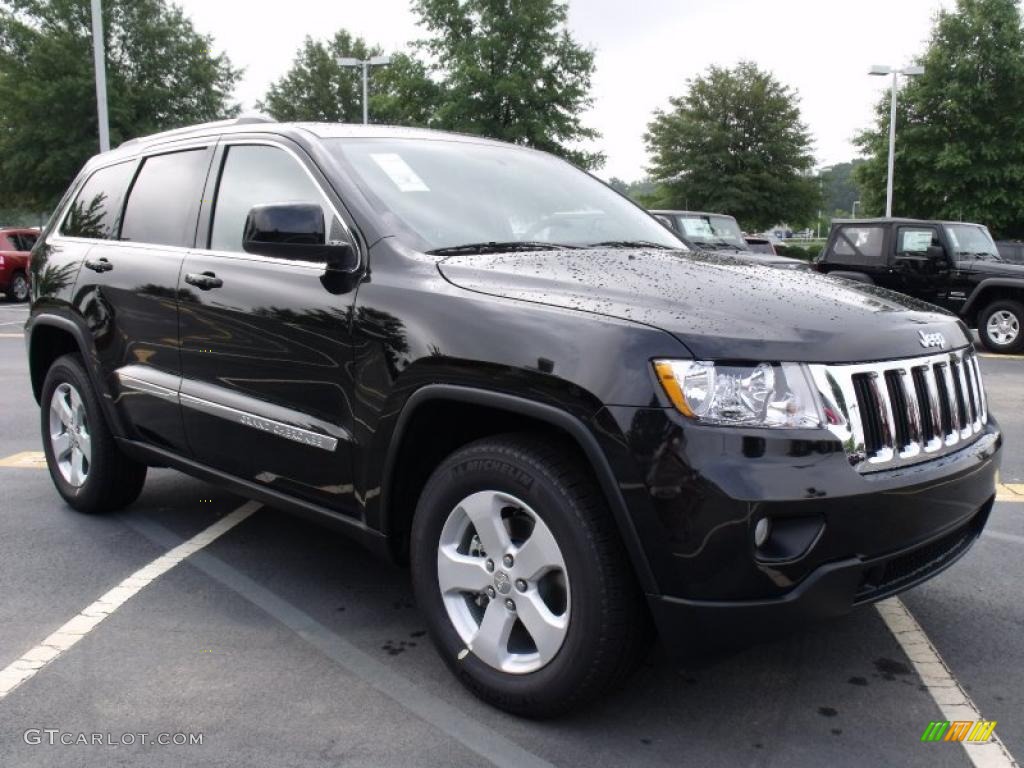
[987,309,1020,346]
[11,274,29,302]
[436,490,570,674]
[49,382,91,487]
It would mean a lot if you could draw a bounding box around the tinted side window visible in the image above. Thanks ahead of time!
[831,226,886,266]
[210,144,341,256]
[120,149,211,247]
[897,227,938,254]
[61,161,136,239]
[20,233,38,251]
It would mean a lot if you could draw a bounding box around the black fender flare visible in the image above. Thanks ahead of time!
[961,278,1024,318]
[380,384,659,594]
[25,311,127,437]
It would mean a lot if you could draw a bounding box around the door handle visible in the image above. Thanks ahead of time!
[184,271,223,290]
[84,257,113,273]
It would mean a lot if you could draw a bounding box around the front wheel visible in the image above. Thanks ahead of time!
[410,434,650,717]
[40,354,147,513]
[5,272,29,302]
[979,299,1024,353]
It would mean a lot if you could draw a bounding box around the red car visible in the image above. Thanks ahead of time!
[0,227,38,302]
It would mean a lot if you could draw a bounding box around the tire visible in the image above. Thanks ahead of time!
[5,271,29,302]
[410,433,651,717]
[978,299,1024,354]
[40,354,147,513]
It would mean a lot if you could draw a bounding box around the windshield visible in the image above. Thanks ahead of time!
[327,138,685,253]
[944,224,1000,260]
[674,214,747,249]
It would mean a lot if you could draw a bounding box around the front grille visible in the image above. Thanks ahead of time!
[810,347,988,472]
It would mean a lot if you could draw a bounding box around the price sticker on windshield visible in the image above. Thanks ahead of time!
[370,153,430,192]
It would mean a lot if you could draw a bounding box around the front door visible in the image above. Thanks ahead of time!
[890,225,951,308]
[177,139,362,514]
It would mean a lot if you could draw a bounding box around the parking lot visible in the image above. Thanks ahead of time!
[0,300,1022,768]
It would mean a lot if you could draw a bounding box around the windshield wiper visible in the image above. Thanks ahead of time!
[426,240,580,256]
[587,240,675,250]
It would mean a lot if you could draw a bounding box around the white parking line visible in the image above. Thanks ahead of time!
[876,598,1019,767]
[124,513,559,768]
[0,500,259,700]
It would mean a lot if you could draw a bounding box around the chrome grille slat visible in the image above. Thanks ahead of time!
[919,365,944,453]
[896,368,923,458]
[940,360,961,442]
[810,348,987,473]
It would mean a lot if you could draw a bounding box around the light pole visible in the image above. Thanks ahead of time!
[337,55,392,124]
[869,64,924,218]
[90,0,110,152]
[816,165,833,239]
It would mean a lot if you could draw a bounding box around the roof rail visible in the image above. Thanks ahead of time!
[117,114,275,148]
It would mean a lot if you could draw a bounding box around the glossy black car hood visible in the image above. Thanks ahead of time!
[437,248,970,363]
[958,259,1024,277]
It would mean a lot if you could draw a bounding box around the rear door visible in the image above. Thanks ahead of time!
[177,137,363,515]
[75,144,215,454]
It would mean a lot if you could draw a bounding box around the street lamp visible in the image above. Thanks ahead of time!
[337,55,392,125]
[816,165,833,239]
[90,0,110,152]
[869,64,925,218]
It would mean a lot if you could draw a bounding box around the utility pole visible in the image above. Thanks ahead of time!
[90,0,110,152]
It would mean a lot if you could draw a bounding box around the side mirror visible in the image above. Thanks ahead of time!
[242,202,356,270]
[926,245,946,261]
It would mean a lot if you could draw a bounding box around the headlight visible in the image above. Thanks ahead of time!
[653,360,822,428]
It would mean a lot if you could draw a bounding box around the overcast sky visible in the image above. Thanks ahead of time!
[175,0,954,181]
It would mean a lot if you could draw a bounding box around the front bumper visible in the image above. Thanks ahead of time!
[647,497,990,661]
[595,406,1001,661]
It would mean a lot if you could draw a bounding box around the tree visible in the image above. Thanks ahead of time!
[0,0,241,209]
[820,160,864,216]
[644,62,819,231]
[854,0,1024,235]
[258,30,439,127]
[412,0,603,169]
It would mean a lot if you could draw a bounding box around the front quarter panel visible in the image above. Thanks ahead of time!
[351,239,691,530]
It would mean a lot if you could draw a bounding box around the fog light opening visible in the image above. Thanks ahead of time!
[754,517,772,548]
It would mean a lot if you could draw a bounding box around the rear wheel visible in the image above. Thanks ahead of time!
[5,272,29,302]
[40,354,147,513]
[979,299,1024,353]
[410,433,650,717]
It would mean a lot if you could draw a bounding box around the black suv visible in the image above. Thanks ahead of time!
[26,120,1000,716]
[817,218,1024,353]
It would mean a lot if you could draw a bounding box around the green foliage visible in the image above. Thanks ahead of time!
[644,62,819,231]
[258,30,439,127]
[0,0,241,209]
[412,0,603,169]
[819,161,863,215]
[854,0,1024,236]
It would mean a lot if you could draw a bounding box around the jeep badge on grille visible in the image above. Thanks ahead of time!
[919,330,947,349]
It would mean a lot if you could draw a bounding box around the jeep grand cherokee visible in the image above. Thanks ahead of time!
[25,118,1001,716]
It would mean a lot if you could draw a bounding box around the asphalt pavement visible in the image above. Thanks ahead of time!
[0,300,1021,767]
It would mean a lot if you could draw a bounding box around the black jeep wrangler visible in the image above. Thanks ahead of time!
[816,218,1024,353]
[25,120,1000,716]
